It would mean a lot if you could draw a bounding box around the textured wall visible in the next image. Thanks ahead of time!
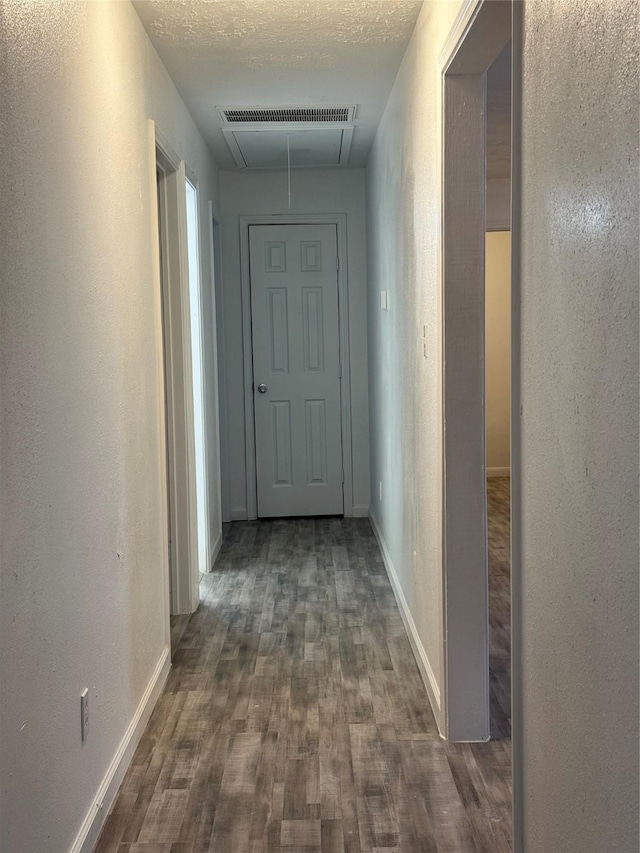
[366,0,464,727]
[0,2,220,850]
[218,168,370,519]
[485,231,511,472]
[513,0,639,849]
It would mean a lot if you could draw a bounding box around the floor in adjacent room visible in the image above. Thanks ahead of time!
[96,480,511,852]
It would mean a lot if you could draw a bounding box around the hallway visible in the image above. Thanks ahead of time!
[96,489,511,853]
[2,1,637,850]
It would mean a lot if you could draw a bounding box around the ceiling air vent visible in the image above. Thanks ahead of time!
[218,105,357,124]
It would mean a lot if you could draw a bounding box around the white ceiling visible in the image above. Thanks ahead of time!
[133,0,425,170]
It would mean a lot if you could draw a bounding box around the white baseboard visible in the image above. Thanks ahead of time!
[70,645,171,853]
[349,504,370,518]
[368,509,443,731]
[230,507,370,521]
[487,467,510,478]
[209,530,222,570]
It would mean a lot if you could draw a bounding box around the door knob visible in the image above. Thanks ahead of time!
[257,383,268,393]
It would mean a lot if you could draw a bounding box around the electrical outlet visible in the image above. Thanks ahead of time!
[80,688,89,743]
[380,290,388,311]
[379,480,383,502]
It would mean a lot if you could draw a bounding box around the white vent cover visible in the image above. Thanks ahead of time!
[217,105,357,124]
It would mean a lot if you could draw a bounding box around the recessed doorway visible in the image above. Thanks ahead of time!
[152,128,203,634]
[440,0,512,746]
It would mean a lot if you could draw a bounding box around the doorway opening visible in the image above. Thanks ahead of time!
[440,0,512,749]
[211,214,230,527]
[185,178,210,581]
[152,129,202,652]
[485,37,512,745]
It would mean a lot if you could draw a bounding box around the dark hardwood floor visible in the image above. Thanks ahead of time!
[96,483,511,852]
[487,477,511,742]
[170,614,190,657]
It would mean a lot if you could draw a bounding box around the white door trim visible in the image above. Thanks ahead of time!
[207,202,224,561]
[147,121,172,647]
[151,121,200,615]
[239,214,354,520]
[439,0,511,742]
[184,174,211,581]
[175,161,201,611]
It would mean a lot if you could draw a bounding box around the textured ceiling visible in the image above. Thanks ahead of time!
[133,0,424,169]
[135,2,510,174]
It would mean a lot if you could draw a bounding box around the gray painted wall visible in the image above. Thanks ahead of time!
[513,1,639,850]
[0,2,221,849]
[218,168,370,520]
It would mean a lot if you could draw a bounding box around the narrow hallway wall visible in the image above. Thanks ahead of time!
[365,0,465,730]
[0,2,221,850]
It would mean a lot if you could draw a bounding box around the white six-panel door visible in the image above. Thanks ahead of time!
[249,223,344,517]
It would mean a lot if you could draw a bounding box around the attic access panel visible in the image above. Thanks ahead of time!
[222,126,354,169]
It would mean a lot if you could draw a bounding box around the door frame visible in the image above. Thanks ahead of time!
[438,0,512,742]
[184,172,212,580]
[239,214,354,520]
[207,203,227,545]
[150,121,200,616]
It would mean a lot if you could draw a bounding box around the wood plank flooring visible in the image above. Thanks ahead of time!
[487,477,511,742]
[96,483,511,852]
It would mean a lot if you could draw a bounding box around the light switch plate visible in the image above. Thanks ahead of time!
[80,688,89,743]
